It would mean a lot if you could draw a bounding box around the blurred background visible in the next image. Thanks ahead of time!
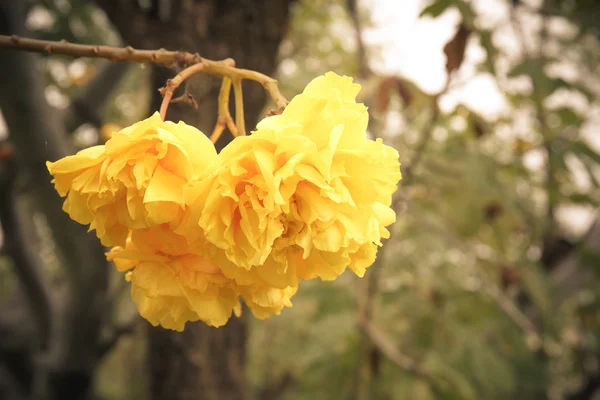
[0,0,599,399]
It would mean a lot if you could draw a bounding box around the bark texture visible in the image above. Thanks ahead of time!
[0,1,110,399]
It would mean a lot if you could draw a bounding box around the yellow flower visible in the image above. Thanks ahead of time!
[185,72,401,283]
[238,285,297,320]
[261,71,370,152]
[107,225,296,330]
[47,113,216,247]
[48,71,401,331]
[106,226,241,331]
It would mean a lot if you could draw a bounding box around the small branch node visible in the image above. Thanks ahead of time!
[170,92,198,109]
[267,106,286,117]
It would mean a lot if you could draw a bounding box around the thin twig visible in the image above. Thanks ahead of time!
[220,78,238,135]
[485,285,542,348]
[157,56,288,122]
[0,35,289,124]
[399,82,448,192]
[159,63,208,120]
[363,321,473,397]
[347,0,370,79]
[210,78,237,143]
[210,119,226,144]
[360,322,421,374]
[232,78,246,137]
[0,34,199,65]
[170,88,198,109]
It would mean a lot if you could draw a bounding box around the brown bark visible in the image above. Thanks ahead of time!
[0,1,110,399]
[94,1,295,399]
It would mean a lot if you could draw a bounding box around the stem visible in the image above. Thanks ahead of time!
[263,80,289,109]
[0,35,289,125]
[486,285,542,347]
[359,322,449,397]
[232,78,246,137]
[0,34,200,65]
[159,63,207,120]
[157,57,287,122]
[210,78,237,143]
[211,120,226,144]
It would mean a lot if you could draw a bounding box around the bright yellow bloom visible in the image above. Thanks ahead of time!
[47,72,401,331]
[106,226,241,330]
[238,285,297,320]
[47,113,216,247]
[185,72,401,283]
[107,224,296,329]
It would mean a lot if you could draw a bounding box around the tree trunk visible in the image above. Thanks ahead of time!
[95,1,295,399]
[0,1,110,399]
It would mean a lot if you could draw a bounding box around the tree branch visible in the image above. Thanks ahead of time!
[97,318,139,360]
[0,34,289,123]
[400,95,443,189]
[485,285,541,347]
[346,0,370,78]
[0,34,199,66]
[358,321,452,398]
[0,142,52,348]
[360,322,421,375]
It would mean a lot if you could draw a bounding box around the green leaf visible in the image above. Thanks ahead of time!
[478,30,497,74]
[419,0,454,18]
[454,0,477,26]
[566,140,600,165]
[507,61,580,99]
[567,192,599,206]
[520,265,552,315]
[508,60,537,78]
[553,107,585,127]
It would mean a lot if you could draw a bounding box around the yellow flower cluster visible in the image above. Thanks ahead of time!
[46,72,401,331]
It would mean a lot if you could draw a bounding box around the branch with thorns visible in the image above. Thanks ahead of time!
[0,35,289,142]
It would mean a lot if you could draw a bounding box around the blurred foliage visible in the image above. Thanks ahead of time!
[25,0,149,148]
[8,0,600,399]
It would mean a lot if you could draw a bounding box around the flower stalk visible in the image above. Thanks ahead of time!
[0,34,288,141]
[210,78,236,143]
